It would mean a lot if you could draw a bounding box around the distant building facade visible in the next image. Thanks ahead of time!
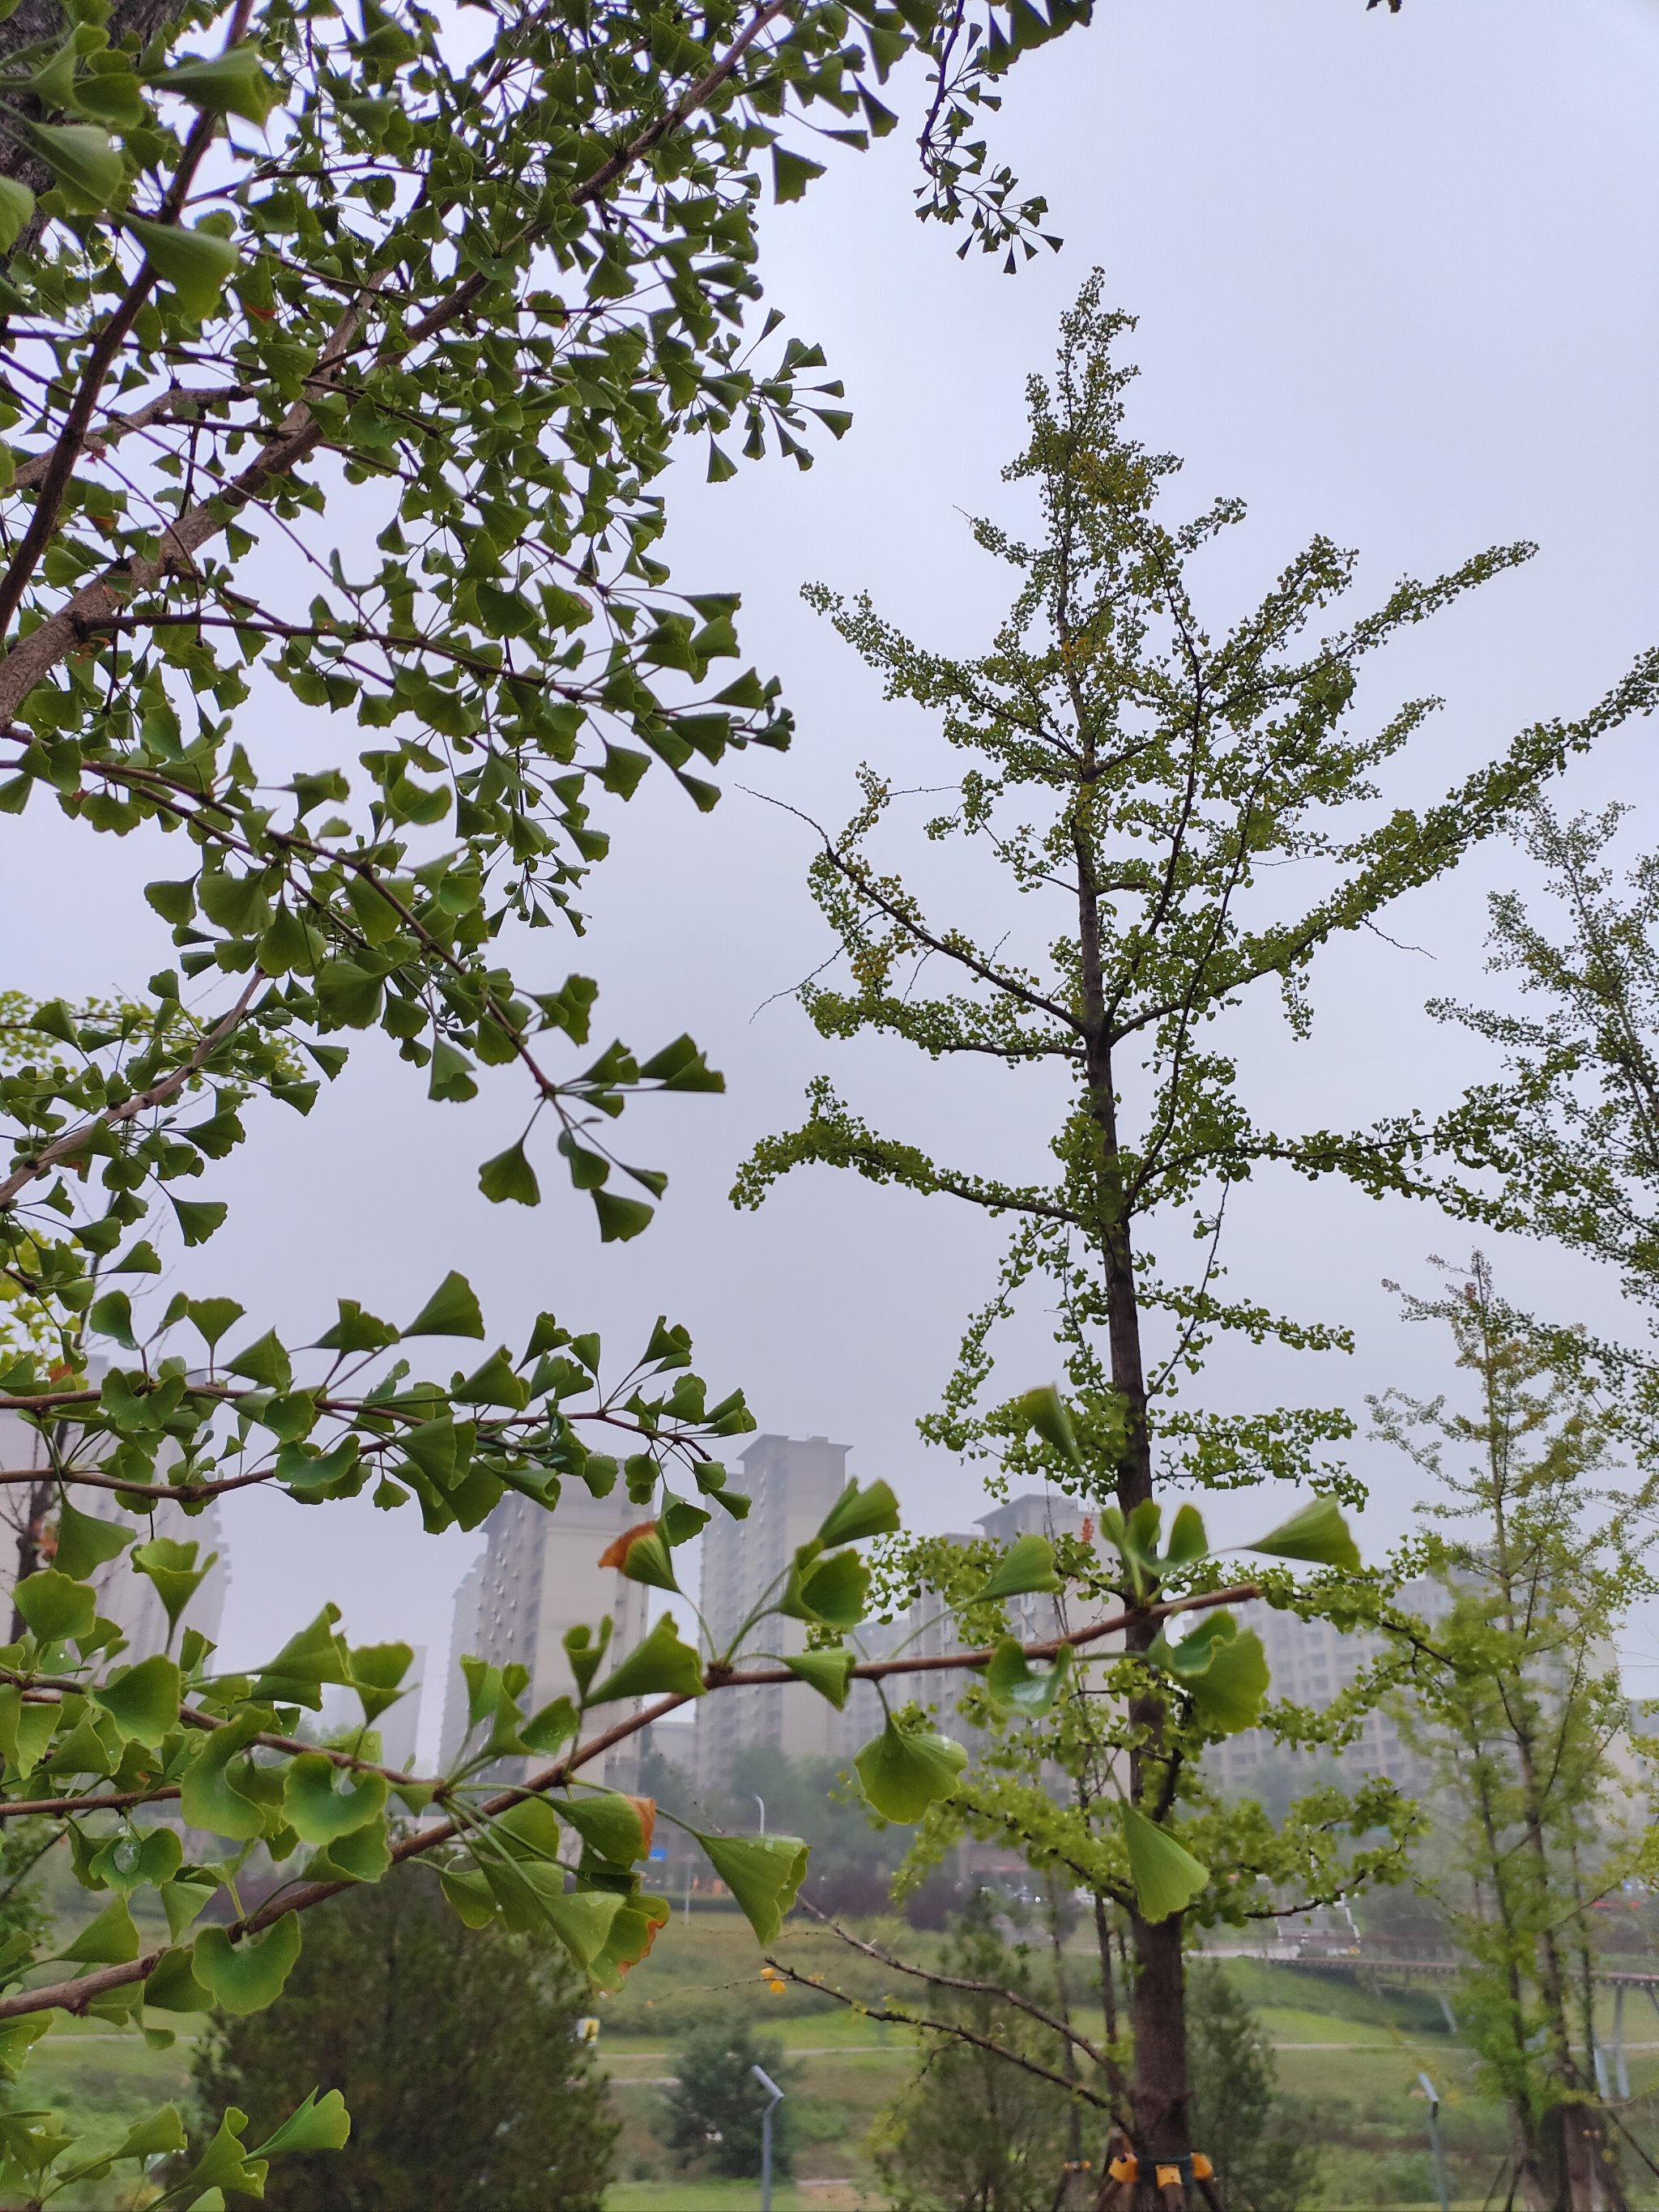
[697,1434,853,1786]
[1210,1593,1437,1800]
[908,1491,1111,1669]
[437,1484,653,1786]
[437,1552,487,1771]
[0,1404,229,1658]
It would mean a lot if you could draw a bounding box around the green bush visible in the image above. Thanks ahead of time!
[192,1865,616,2210]
[658,2014,798,2179]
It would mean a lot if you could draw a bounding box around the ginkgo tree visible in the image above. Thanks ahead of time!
[0,0,1418,2198]
[0,0,1133,2181]
[732,279,1659,2204]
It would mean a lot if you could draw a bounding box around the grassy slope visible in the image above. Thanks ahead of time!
[17,1903,1659,2206]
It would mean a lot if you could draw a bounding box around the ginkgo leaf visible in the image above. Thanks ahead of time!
[854,1720,967,1822]
[695,1831,808,1943]
[1250,1497,1361,1572]
[92,1656,181,1747]
[586,1614,703,1705]
[970,1532,1061,1605]
[784,1649,855,1708]
[193,1914,302,2014]
[815,1477,900,1548]
[19,121,122,207]
[126,218,240,317]
[154,45,280,124]
[13,1569,96,1642]
[1120,1803,1208,1922]
[1013,1383,1082,1468]
[58,1893,139,1964]
[984,1636,1073,1715]
[283,1754,387,1843]
[254,2088,352,2159]
[0,177,34,252]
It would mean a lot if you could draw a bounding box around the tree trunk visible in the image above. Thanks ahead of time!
[7,1472,52,1643]
[1047,1882,1087,2206]
[1128,1915,1188,2185]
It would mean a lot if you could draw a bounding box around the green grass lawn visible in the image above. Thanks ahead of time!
[604,2184,881,2209]
[15,1917,1659,2209]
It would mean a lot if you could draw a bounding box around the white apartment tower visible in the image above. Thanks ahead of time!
[697,1433,851,1786]
[0,1404,229,1657]
[437,1483,653,1786]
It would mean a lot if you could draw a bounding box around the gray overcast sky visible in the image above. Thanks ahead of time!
[10,0,1659,1751]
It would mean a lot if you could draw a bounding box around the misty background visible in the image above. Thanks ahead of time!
[6,0,1657,1758]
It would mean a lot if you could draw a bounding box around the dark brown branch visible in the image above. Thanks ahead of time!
[798,1895,1111,2073]
[0,975,261,1213]
[0,1585,1259,2005]
[761,1954,1121,2118]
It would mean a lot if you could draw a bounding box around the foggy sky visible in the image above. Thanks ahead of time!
[6,0,1659,1757]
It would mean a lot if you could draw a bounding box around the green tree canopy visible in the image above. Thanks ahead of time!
[659,2011,796,2180]
[734,277,1659,2193]
[0,0,1132,2180]
[193,1865,617,2210]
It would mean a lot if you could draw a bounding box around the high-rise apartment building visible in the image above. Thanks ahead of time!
[907,1491,1110,1669]
[1209,1592,1438,1799]
[697,1434,852,1786]
[437,1484,653,1786]
[437,1552,487,1771]
[0,1404,229,1657]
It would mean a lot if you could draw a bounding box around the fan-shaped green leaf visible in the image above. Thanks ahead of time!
[969,1532,1060,1605]
[1184,1626,1268,1733]
[586,1614,703,1705]
[854,1720,967,1822]
[0,178,34,252]
[784,1649,855,1708]
[89,1824,181,1894]
[13,1569,96,1643]
[179,1712,266,1841]
[254,2088,352,2159]
[193,1914,301,2014]
[188,2105,267,2197]
[284,1754,388,1843]
[695,1831,808,1943]
[478,1140,540,1205]
[19,121,122,207]
[985,1636,1073,1715]
[111,2104,187,2162]
[557,1792,646,1866]
[155,45,279,123]
[1250,1497,1360,1572]
[92,1656,181,1747]
[58,1893,139,1963]
[53,1498,133,1583]
[160,1873,216,1941]
[615,1528,677,1590]
[1120,1803,1209,1922]
[787,1549,869,1629]
[519,1694,578,1754]
[143,1943,212,2013]
[816,1478,900,1548]
[126,218,239,317]
[1165,1502,1209,1566]
[1013,1383,1082,1468]
[403,1271,484,1339]
[539,1885,625,1967]
[438,1865,497,1928]
[348,1641,412,1724]
[130,1537,212,1635]
[304,1817,391,1884]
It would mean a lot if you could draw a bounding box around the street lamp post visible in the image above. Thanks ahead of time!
[1418,2072,1450,2212]
[753,1793,766,1835]
[751,2064,784,2212]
